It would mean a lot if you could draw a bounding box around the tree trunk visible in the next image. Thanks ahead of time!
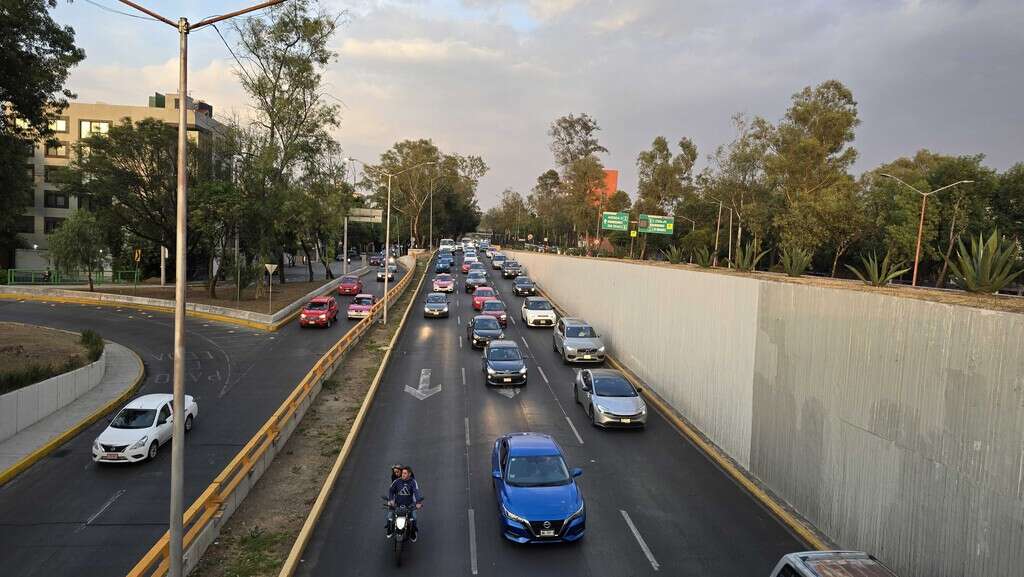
[299,240,314,282]
[88,269,94,292]
[207,253,218,299]
[278,252,286,285]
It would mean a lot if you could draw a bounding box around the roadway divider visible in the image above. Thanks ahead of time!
[125,257,426,577]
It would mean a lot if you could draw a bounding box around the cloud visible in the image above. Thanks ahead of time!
[340,37,504,63]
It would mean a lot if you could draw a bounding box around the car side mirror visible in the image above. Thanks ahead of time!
[164,415,173,425]
[570,468,583,478]
[492,469,501,480]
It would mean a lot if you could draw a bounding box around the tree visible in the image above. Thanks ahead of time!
[0,0,85,262]
[47,210,104,291]
[635,136,698,258]
[548,113,608,168]
[993,163,1024,243]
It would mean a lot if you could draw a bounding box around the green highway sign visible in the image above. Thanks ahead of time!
[638,214,674,235]
[600,211,630,232]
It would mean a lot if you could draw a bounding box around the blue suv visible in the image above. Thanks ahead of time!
[491,433,585,543]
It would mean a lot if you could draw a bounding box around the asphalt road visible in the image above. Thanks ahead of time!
[296,254,801,576]
[0,267,401,577]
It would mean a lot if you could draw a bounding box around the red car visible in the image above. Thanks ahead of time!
[472,287,498,310]
[299,296,338,328]
[460,257,479,274]
[337,275,363,296]
[432,274,455,293]
[479,298,508,327]
[347,293,377,320]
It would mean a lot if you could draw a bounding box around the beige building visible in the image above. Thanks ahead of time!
[16,92,224,268]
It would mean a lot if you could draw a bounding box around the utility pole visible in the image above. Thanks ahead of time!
[115,3,288,576]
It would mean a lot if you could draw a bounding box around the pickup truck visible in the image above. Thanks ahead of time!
[770,551,898,577]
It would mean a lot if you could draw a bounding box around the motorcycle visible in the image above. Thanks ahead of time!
[382,497,417,566]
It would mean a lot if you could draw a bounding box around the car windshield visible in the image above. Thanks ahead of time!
[567,326,597,338]
[435,275,451,281]
[482,301,505,312]
[526,300,553,310]
[426,294,446,304]
[504,261,519,267]
[353,297,373,306]
[388,265,398,272]
[341,276,358,284]
[488,347,521,361]
[506,455,571,487]
[470,263,484,269]
[475,317,500,330]
[305,301,328,310]
[515,277,533,285]
[593,375,637,397]
[110,408,156,429]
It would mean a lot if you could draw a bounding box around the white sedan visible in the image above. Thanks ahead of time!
[92,394,198,463]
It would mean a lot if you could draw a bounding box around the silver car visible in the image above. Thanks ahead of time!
[553,318,605,363]
[573,369,646,428]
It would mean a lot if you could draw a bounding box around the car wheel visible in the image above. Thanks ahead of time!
[552,338,558,352]
[573,384,579,405]
[562,350,569,365]
[148,441,159,461]
[184,414,194,432]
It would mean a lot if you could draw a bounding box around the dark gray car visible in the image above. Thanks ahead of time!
[482,340,527,386]
[422,292,449,318]
[466,315,504,349]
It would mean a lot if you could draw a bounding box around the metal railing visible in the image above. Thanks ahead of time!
[6,269,140,285]
[125,262,418,577]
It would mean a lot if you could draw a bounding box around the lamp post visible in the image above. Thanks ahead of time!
[702,196,731,267]
[880,174,973,286]
[344,158,435,324]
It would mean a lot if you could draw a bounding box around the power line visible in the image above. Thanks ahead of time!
[83,0,157,21]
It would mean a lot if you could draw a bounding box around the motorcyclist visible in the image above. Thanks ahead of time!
[387,466,423,541]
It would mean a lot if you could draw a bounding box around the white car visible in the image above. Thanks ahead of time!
[521,296,557,327]
[93,394,198,463]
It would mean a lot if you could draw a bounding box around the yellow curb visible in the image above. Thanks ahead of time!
[278,255,431,577]
[0,345,147,486]
[530,283,829,551]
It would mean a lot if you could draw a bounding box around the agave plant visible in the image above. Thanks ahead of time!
[733,240,769,272]
[662,245,684,264]
[694,246,713,268]
[845,251,910,287]
[946,230,1024,293]
[780,246,813,277]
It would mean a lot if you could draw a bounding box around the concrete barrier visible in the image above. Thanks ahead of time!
[0,349,106,444]
[509,250,1024,577]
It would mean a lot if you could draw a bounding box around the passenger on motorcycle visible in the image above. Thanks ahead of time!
[387,466,423,541]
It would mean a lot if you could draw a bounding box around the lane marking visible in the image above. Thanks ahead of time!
[565,416,584,445]
[468,509,479,575]
[537,365,549,384]
[79,489,126,531]
[621,509,659,571]
[520,336,530,349]
[458,315,462,325]
[510,315,516,325]
[464,417,471,447]
[459,336,463,350]
[461,367,466,386]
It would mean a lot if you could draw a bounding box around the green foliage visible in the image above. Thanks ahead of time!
[47,211,105,291]
[79,329,104,362]
[845,251,910,287]
[694,246,713,268]
[946,230,1024,293]
[223,525,287,577]
[663,245,684,264]
[780,246,813,277]
[733,240,768,272]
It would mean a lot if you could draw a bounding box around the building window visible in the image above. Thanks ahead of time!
[17,215,35,234]
[27,164,35,181]
[44,191,69,209]
[49,117,69,133]
[80,120,111,138]
[174,98,180,109]
[45,141,69,158]
[44,217,65,234]
[44,166,62,184]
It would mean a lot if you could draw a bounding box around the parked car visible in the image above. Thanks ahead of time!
[501,260,522,279]
[521,297,556,327]
[573,369,646,428]
[472,286,499,310]
[93,394,198,463]
[770,551,899,577]
[423,292,450,318]
[347,293,376,319]
[376,264,397,282]
[465,272,489,292]
[491,433,585,543]
[482,339,526,385]
[491,253,507,270]
[480,299,509,327]
[553,318,605,363]
[512,276,536,296]
[299,295,339,328]
[466,315,504,349]
[337,275,364,296]
[432,273,455,293]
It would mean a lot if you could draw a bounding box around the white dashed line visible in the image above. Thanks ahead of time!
[461,367,466,386]
[520,336,530,349]
[537,365,549,384]
[565,416,584,445]
[621,510,660,571]
[468,509,479,575]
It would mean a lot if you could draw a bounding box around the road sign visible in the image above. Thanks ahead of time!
[527,233,534,241]
[265,263,278,274]
[630,230,638,238]
[349,208,383,223]
[638,214,674,235]
[133,248,141,263]
[600,211,629,232]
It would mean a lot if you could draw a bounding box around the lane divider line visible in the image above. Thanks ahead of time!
[468,508,479,575]
[620,509,659,571]
[537,365,549,384]
[464,417,471,447]
[565,416,584,446]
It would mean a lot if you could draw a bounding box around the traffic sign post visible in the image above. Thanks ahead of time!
[348,207,383,224]
[600,211,629,232]
[133,248,141,294]
[265,263,278,313]
[638,214,674,235]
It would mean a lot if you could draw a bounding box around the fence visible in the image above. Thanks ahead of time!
[6,269,140,286]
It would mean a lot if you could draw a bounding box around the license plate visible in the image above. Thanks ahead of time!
[503,378,512,382]
[583,355,592,359]
[103,452,122,460]
[540,529,555,537]
[621,418,631,424]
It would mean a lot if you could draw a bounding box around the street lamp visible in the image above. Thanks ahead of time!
[880,174,973,286]
[701,196,732,267]
[344,158,435,324]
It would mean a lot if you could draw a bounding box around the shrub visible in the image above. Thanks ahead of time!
[663,245,684,264]
[694,247,713,268]
[734,240,768,272]
[946,230,1024,294]
[780,247,813,277]
[80,329,105,362]
[846,251,910,287]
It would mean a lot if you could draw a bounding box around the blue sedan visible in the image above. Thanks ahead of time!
[435,258,452,273]
[491,433,585,543]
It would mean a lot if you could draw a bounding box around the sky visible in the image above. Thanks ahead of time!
[54,0,1024,208]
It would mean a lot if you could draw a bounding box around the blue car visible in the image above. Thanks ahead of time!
[491,433,585,543]
[435,258,452,273]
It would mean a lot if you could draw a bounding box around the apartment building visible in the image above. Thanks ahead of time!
[14,92,224,268]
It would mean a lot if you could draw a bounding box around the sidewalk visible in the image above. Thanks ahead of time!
[0,341,145,483]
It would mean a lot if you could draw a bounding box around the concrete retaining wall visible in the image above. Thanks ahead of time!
[0,349,106,444]
[509,250,1024,577]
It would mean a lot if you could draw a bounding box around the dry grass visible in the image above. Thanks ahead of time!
[94,280,340,315]
[0,322,88,376]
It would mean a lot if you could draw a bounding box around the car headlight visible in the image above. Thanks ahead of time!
[594,404,609,414]
[300,313,307,319]
[319,314,326,319]
[565,501,585,523]
[499,314,507,320]
[501,504,530,525]
[487,366,496,375]
[93,440,102,451]
[565,346,577,353]
[639,403,647,414]
[129,436,148,450]
[598,346,605,353]
[519,366,527,374]
[424,306,431,313]
[498,333,505,339]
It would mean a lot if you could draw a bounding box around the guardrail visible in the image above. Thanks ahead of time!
[6,269,140,285]
[125,259,422,577]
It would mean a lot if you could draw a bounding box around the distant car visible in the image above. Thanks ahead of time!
[491,433,585,543]
[573,369,646,428]
[439,238,456,252]
[465,272,489,292]
[347,293,376,319]
[553,318,605,363]
[369,253,385,266]
[501,260,522,279]
[422,292,450,318]
[435,259,451,274]
[472,286,499,310]
[485,248,496,259]
[93,394,198,463]
[770,551,899,577]
[468,261,487,275]
[466,315,504,349]
[491,253,507,270]
[512,276,536,296]
[461,257,478,274]
[376,264,397,282]
[337,275,364,296]
[432,273,455,293]
[482,339,526,385]
[521,297,556,327]
[480,298,509,327]
[299,295,338,328]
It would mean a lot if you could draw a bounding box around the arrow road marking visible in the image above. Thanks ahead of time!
[405,368,442,400]
[496,387,521,399]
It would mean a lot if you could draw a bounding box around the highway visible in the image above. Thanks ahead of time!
[296,253,801,576]
[0,267,401,577]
